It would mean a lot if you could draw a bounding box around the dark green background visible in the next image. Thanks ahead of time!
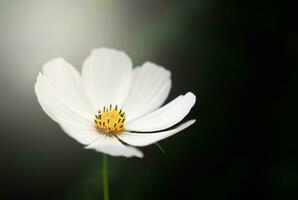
[0,0,297,199]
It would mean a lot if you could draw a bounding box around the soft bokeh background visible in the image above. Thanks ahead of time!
[0,0,297,199]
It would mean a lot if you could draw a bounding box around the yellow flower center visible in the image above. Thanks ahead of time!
[94,105,125,135]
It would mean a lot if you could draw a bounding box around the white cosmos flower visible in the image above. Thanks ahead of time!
[35,48,196,158]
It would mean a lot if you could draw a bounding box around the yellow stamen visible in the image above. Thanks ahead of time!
[94,105,125,135]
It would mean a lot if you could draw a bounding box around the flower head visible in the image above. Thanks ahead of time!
[35,48,196,158]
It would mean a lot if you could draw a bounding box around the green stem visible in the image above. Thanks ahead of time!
[102,154,109,200]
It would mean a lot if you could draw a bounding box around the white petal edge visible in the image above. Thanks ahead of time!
[35,73,93,129]
[42,58,95,120]
[85,135,143,158]
[60,123,100,145]
[118,120,196,147]
[126,92,196,132]
[123,62,172,121]
[82,48,133,108]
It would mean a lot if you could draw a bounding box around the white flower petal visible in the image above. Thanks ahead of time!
[126,92,196,132]
[82,48,133,108]
[85,135,143,158]
[123,62,171,121]
[118,120,195,147]
[35,74,92,128]
[42,58,95,119]
[60,123,100,145]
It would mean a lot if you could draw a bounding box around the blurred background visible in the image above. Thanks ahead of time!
[0,0,297,199]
